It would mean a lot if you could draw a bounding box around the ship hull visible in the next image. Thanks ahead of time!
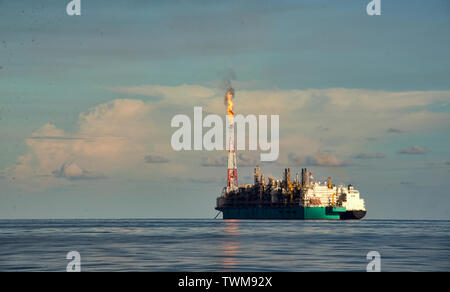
[340,210,367,220]
[218,206,365,220]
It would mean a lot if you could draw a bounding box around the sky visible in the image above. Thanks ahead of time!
[0,0,449,219]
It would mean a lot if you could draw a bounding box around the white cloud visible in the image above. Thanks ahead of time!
[52,162,105,180]
[398,146,428,155]
[323,89,449,111]
[201,156,226,167]
[200,153,258,167]
[107,84,216,104]
[145,155,169,163]
[4,84,450,190]
[237,153,258,167]
[354,153,386,159]
[31,123,66,138]
[288,152,352,167]
[5,99,158,187]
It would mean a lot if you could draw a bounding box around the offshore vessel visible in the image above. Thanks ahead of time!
[216,166,367,220]
[216,87,366,220]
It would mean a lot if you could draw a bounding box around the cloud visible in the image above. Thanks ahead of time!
[398,146,428,155]
[145,155,169,163]
[354,153,386,159]
[201,157,227,167]
[107,85,450,138]
[400,181,413,185]
[29,136,85,141]
[200,153,257,167]
[188,177,225,184]
[288,152,352,167]
[323,89,449,112]
[52,162,105,180]
[316,126,330,132]
[306,153,352,167]
[237,153,258,167]
[4,84,450,190]
[387,128,403,134]
[202,87,449,164]
[206,88,311,116]
[4,99,158,188]
[31,123,65,137]
[107,84,216,104]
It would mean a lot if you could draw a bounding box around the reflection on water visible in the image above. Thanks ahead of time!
[221,220,241,271]
[0,219,449,271]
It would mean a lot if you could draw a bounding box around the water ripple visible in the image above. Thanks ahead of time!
[0,219,449,271]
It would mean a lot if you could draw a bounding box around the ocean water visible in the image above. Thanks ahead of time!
[0,219,448,272]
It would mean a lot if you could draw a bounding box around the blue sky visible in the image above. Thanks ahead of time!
[0,0,449,219]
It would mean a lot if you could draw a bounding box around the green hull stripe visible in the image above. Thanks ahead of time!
[222,206,347,220]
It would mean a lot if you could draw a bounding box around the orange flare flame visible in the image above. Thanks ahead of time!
[226,88,235,123]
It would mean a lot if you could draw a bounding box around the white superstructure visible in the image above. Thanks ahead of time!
[302,181,366,211]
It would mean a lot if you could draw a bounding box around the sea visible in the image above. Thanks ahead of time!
[0,219,448,272]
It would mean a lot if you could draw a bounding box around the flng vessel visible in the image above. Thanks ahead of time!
[216,166,367,220]
[216,87,366,219]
